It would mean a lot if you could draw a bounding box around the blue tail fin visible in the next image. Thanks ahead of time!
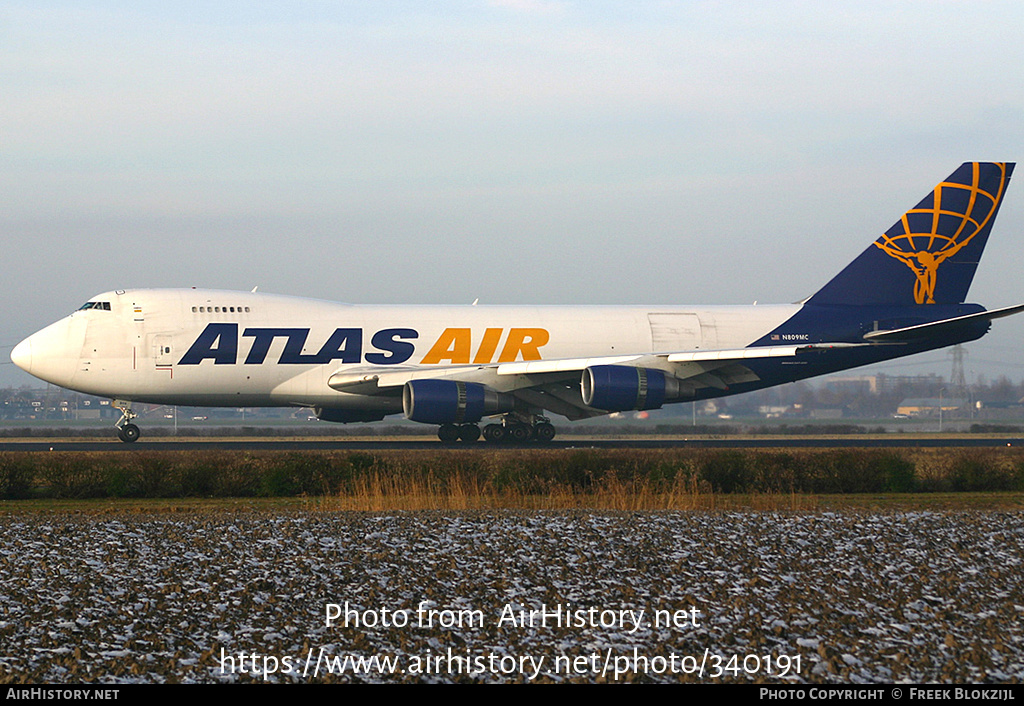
[807,162,1014,306]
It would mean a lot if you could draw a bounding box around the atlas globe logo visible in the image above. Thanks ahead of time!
[873,162,1010,304]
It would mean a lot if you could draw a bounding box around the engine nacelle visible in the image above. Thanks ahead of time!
[581,365,686,412]
[403,380,515,424]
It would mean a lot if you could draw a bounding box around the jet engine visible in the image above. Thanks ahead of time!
[403,380,515,424]
[581,365,688,412]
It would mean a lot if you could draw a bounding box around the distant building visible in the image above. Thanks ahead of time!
[824,373,944,396]
[896,398,966,417]
[823,377,876,395]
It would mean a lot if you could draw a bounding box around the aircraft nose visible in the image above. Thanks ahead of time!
[10,337,32,373]
[11,317,83,388]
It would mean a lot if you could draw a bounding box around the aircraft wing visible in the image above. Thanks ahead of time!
[326,342,871,420]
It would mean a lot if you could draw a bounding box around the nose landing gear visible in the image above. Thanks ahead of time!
[118,424,141,443]
[113,400,141,443]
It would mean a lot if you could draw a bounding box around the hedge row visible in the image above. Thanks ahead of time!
[1,448,1023,499]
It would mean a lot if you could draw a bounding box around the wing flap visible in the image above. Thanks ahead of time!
[496,355,641,375]
[327,342,867,397]
[328,365,491,394]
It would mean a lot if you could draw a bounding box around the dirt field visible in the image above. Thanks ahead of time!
[1,508,1021,683]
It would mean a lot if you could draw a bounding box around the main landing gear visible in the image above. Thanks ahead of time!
[113,400,141,443]
[436,414,556,444]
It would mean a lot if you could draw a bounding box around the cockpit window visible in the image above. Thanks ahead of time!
[78,302,111,311]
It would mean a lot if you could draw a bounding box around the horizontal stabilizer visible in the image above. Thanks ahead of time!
[862,303,1024,342]
[665,342,868,363]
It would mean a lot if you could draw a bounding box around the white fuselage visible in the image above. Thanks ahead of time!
[13,289,798,412]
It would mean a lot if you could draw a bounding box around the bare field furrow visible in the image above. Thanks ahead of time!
[0,511,1021,683]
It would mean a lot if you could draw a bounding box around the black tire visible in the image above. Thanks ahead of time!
[482,424,506,443]
[459,424,481,442]
[438,424,460,444]
[534,423,556,442]
[508,424,531,443]
[119,424,141,443]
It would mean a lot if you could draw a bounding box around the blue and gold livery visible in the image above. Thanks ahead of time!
[809,162,1013,306]
[10,163,1023,443]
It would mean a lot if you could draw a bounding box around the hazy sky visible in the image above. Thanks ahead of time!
[4,1,1024,388]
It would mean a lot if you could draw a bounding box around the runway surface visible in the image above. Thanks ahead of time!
[1,436,1022,452]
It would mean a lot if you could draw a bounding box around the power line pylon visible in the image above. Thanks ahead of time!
[949,344,967,397]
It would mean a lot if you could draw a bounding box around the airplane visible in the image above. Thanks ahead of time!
[10,162,1023,444]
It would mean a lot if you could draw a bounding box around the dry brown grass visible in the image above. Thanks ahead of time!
[315,469,825,511]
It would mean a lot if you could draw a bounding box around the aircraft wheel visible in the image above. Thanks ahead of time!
[508,424,532,444]
[482,424,505,443]
[119,424,141,444]
[459,424,481,442]
[534,423,556,442]
[438,424,460,444]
